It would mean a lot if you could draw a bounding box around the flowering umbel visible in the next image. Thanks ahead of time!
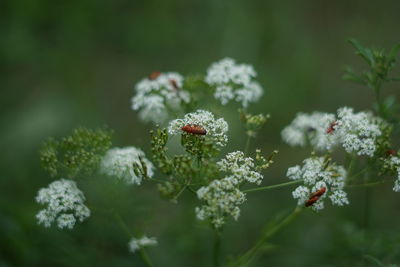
[287,156,349,211]
[168,110,229,157]
[282,107,385,157]
[195,150,276,228]
[35,179,90,229]
[131,72,190,124]
[100,147,154,185]
[205,58,263,107]
[281,111,336,151]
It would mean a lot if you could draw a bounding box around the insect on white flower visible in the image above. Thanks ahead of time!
[281,111,337,151]
[287,157,349,211]
[168,109,229,149]
[131,72,190,124]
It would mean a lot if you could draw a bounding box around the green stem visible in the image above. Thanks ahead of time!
[213,229,222,267]
[346,167,369,184]
[346,179,388,188]
[243,180,303,193]
[244,135,252,156]
[347,154,356,177]
[113,210,154,267]
[139,248,154,267]
[113,211,132,237]
[232,206,303,267]
[363,172,371,230]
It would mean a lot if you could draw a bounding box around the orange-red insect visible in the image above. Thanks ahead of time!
[181,125,207,135]
[149,71,161,80]
[310,187,326,198]
[169,79,179,90]
[305,196,320,207]
[326,121,338,134]
[305,187,326,207]
[386,149,397,157]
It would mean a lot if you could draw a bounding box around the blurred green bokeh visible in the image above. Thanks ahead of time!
[1,0,400,266]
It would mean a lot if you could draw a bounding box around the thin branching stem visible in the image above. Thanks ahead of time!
[112,210,154,267]
[243,180,303,193]
[244,135,252,156]
[346,179,389,188]
[213,229,222,267]
[232,206,303,267]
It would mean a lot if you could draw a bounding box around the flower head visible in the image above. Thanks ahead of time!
[195,176,245,228]
[217,151,263,185]
[329,107,382,157]
[128,235,158,254]
[205,58,263,107]
[168,110,229,151]
[282,107,384,157]
[287,157,349,211]
[35,179,90,229]
[100,147,154,185]
[383,156,400,192]
[131,72,190,124]
[281,111,337,151]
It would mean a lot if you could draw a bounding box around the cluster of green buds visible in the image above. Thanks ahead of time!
[255,149,278,172]
[40,127,113,178]
[239,109,270,137]
[151,127,219,201]
[150,128,173,175]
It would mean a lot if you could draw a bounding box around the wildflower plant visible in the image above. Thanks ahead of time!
[34,39,400,266]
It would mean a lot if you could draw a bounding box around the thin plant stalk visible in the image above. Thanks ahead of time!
[243,180,303,193]
[244,135,252,156]
[113,211,154,267]
[232,206,303,267]
[213,229,222,267]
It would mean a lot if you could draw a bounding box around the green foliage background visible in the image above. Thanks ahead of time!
[1,0,400,266]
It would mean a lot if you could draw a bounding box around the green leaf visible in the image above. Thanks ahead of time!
[347,39,374,65]
[363,254,384,267]
[343,66,366,85]
[388,43,400,61]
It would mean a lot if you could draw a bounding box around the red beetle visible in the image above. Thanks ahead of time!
[305,187,326,207]
[149,71,161,80]
[169,79,179,90]
[181,125,207,135]
[305,196,320,207]
[326,121,338,134]
[310,187,327,198]
[386,149,397,157]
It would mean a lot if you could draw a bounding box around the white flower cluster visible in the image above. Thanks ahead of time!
[195,176,245,228]
[168,109,229,148]
[329,107,382,157]
[35,179,90,229]
[287,157,349,211]
[384,156,400,192]
[128,235,158,254]
[281,112,336,151]
[100,147,154,185]
[217,151,264,185]
[131,72,190,124]
[195,151,265,228]
[205,58,263,107]
[282,107,383,157]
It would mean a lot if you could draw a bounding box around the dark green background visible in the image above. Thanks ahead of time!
[1,0,400,266]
